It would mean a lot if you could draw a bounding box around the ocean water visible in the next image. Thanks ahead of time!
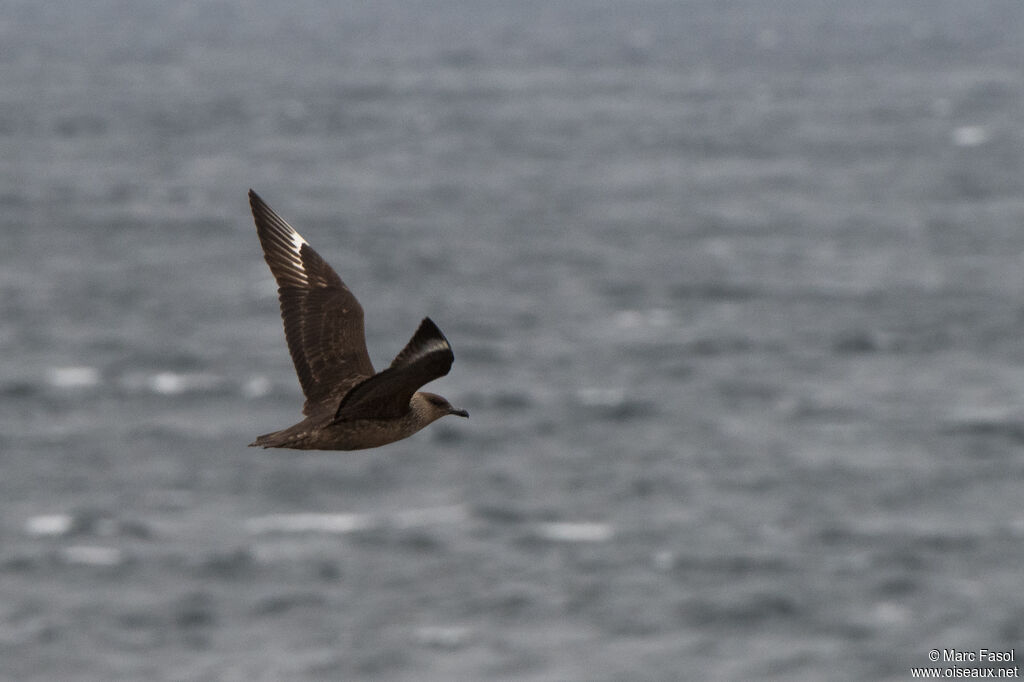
[2,1,1024,679]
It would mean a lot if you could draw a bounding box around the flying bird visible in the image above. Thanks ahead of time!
[247,190,467,450]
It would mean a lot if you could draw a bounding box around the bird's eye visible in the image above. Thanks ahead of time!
[427,395,446,407]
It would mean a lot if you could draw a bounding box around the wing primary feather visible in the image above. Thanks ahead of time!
[249,190,375,414]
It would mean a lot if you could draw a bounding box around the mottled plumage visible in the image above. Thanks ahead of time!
[248,190,467,450]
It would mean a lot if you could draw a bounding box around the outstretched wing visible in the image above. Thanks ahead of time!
[334,317,454,421]
[249,190,374,414]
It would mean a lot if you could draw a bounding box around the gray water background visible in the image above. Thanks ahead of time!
[2,1,1024,679]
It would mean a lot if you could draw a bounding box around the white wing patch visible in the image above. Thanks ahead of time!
[289,228,309,251]
[284,226,310,285]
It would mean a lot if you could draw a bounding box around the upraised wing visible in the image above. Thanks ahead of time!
[334,317,455,421]
[249,190,375,414]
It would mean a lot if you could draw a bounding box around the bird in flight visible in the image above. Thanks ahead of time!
[247,190,467,450]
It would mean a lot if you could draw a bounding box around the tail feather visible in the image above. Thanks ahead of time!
[249,431,282,448]
[249,422,312,449]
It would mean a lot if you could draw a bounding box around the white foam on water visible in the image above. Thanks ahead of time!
[241,375,272,399]
[246,513,373,535]
[536,522,614,543]
[24,514,74,538]
[46,366,100,389]
[952,125,989,147]
[141,371,223,395]
[61,545,123,567]
[151,372,185,395]
[247,505,469,536]
[119,370,226,395]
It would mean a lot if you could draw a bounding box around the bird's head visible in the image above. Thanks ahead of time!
[413,391,469,423]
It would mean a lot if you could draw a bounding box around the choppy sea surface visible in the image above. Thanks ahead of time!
[2,1,1024,679]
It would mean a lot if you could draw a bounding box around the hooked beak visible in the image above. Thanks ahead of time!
[450,407,469,418]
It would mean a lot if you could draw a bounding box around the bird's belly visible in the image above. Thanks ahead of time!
[316,417,421,451]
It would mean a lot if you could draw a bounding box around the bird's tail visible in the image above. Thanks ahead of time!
[249,430,284,448]
[249,422,311,449]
